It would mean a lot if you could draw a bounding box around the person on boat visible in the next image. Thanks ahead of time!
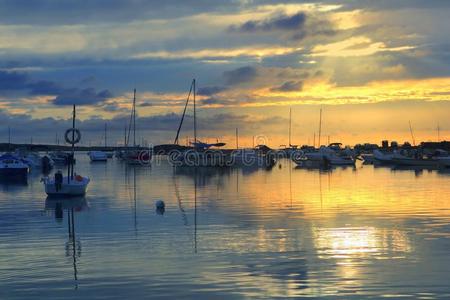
[55,170,63,191]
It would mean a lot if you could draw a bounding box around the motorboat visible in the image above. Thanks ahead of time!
[294,146,355,166]
[88,151,108,162]
[0,154,29,179]
[15,150,54,170]
[49,151,71,165]
[373,149,395,163]
[391,151,439,168]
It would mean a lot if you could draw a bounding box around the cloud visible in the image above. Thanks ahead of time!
[0,70,113,106]
[53,88,113,106]
[131,46,301,60]
[0,71,29,91]
[230,12,307,32]
[223,66,258,86]
[228,11,335,40]
[270,81,303,92]
[197,86,227,96]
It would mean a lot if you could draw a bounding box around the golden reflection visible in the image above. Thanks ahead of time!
[312,227,412,258]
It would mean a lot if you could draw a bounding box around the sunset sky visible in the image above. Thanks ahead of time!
[1,0,449,147]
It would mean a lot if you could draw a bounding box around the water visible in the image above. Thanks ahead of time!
[1,154,450,299]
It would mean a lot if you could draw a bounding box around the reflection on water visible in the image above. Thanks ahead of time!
[0,154,449,299]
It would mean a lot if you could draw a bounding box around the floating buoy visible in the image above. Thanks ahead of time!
[155,200,165,215]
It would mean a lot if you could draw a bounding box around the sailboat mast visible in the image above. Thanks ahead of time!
[174,81,194,144]
[437,122,441,142]
[409,120,416,146]
[318,108,322,147]
[104,123,107,148]
[133,89,136,147]
[193,79,197,144]
[289,108,292,147]
[236,128,239,149]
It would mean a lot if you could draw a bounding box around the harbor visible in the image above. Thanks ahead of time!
[2,0,450,299]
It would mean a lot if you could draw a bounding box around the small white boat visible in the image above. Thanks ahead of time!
[43,105,90,197]
[0,154,29,179]
[295,146,355,166]
[89,151,108,162]
[49,151,71,165]
[43,175,90,197]
[373,150,395,163]
[391,151,439,167]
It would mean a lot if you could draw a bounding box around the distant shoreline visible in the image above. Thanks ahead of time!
[1,141,449,153]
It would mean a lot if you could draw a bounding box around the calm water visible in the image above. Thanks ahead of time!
[1,154,450,299]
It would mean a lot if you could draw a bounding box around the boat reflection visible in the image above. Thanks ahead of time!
[45,197,87,289]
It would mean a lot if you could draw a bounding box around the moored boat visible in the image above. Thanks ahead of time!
[88,151,108,162]
[0,154,29,180]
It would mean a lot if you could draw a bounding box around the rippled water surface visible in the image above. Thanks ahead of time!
[1,154,450,299]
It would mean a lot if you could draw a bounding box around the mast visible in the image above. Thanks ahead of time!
[104,123,107,148]
[68,105,76,183]
[8,126,10,151]
[318,108,322,147]
[409,120,416,146]
[174,80,194,144]
[133,89,136,147]
[289,108,292,147]
[193,79,197,145]
[437,122,441,142]
[124,125,127,147]
[235,128,239,149]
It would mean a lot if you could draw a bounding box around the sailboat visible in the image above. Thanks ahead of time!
[279,107,298,157]
[42,105,90,197]
[124,89,152,165]
[173,79,228,167]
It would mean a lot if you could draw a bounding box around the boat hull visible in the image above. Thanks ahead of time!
[0,167,28,179]
[43,176,90,197]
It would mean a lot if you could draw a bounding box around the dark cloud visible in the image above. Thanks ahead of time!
[0,71,29,91]
[0,70,113,106]
[28,80,65,95]
[270,81,303,92]
[197,86,227,96]
[230,12,307,33]
[53,88,113,106]
[228,11,335,41]
[223,66,258,86]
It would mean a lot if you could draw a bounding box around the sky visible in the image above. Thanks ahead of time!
[1,0,450,147]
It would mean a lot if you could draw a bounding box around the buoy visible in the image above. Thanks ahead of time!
[155,200,165,209]
[155,200,165,215]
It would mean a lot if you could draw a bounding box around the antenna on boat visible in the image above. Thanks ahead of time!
[409,120,416,146]
[318,108,322,147]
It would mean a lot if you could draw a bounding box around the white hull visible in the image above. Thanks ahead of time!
[298,148,355,166]
[373,150,394,163]
[89,151,108,162]
[43,176,90,196]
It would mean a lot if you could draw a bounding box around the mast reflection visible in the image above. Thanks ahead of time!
[45,197,87,289]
